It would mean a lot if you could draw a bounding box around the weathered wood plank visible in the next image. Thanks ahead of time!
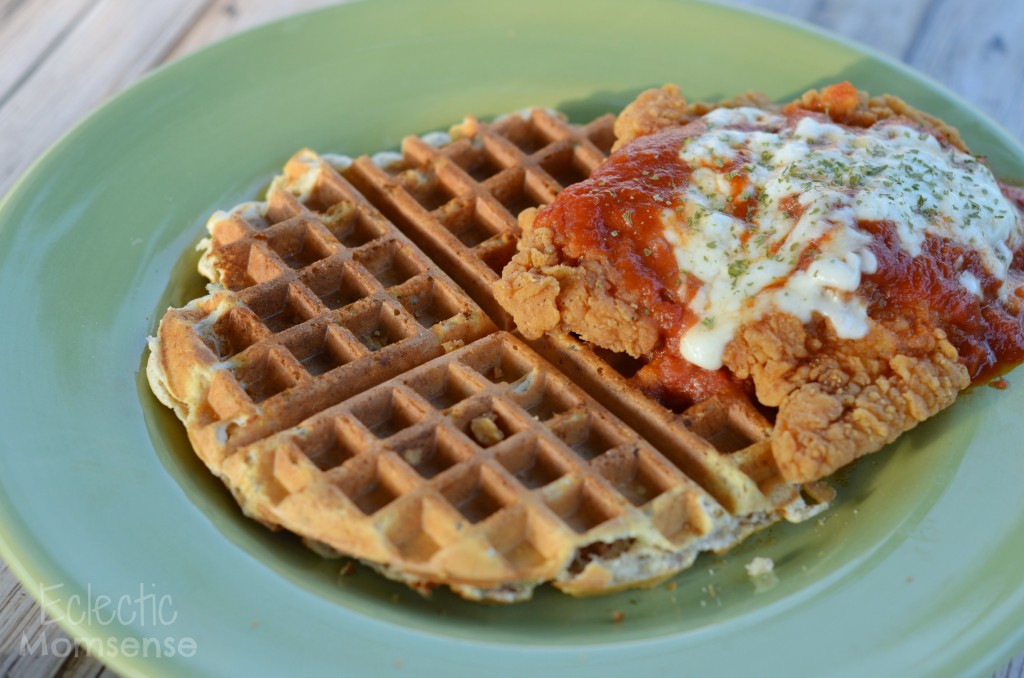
[734,0,936,57]
[0,558,118,676]
[0,0,97,105]
[56,654,117,678]
[0,563,75,678]
[904,0,1024,140]
[0,0,212,194]
[0,0,29,20]
[733,0,1024,141]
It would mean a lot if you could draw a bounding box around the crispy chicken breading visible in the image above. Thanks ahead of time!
[498,211,661,357]
[496,83,1023,483]
[723,312,968,482]
[613,84,775,152]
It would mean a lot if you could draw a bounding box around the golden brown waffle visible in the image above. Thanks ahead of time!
[148,110,829,601]
[345,109,611,329]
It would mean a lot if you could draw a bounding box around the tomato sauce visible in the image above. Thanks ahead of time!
[542,126,695,336]
[861,220,1024,383]
[631,349,754,412]
[540,118,1024,409]
[540,124,755,408]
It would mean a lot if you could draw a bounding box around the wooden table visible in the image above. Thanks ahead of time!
[0,1,1021,676]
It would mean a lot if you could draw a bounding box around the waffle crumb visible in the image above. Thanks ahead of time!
[441,338,465,352]
[745,556,774,578]
[469,414,505,446]
[402,446,426,467]
[745,556,778,593]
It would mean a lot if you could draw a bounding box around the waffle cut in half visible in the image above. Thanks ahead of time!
[148,108,831,602]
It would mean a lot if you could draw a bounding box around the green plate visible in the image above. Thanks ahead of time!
[1,1,1022,675]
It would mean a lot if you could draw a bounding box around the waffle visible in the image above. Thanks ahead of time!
[148,109,830,601]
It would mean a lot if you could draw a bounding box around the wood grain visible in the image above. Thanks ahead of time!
[903,0,1024,136]
[0,0,213,193]
[0,0,96,105]
[732,0,1024,141]
[0,0,1021,676]
[736,0,937,56]
[0,564,95,678]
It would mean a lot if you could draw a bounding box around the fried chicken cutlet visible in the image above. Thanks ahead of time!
[496,83,1024,483]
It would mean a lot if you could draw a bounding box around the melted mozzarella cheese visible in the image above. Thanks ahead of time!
[665,107,1022,370]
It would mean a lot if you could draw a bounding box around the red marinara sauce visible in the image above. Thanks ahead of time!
[542,118,1024,408]
[541,126,698,336]
[542,122,760,408]
[861,186,1024,384]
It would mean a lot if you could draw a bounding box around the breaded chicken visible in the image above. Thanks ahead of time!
[496,83,1024,483]
[723,312,967,482]
[613,84,775,151]
[499,209,661,357]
